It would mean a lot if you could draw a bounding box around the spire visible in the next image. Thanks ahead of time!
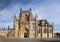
[29,8,32,11]
[20,8,22,12]
[8,25,10,30]
[14,15,16,21]
[29,8,32,13]
[14,15,16,18]
[4,27,5,30]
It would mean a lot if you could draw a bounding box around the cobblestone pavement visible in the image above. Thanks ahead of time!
[0,37,60,42]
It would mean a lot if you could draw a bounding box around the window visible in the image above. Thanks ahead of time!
[25,15,29,22]
[38,28,41,33]
[42,21,45,26]
[27,16,29,21]
[46,23,47,26]
[50,29,52,33]
[44,28,47,33]
[33,23,35,28]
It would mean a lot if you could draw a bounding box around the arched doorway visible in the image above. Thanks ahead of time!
[24,33,28,38]
[24,28,29,38]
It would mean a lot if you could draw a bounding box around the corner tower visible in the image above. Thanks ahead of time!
[19,8,36,38]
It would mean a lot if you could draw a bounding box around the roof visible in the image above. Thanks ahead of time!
[21,10,30,13]
[38,20,53,27]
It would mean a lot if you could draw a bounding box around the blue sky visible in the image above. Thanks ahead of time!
[0,0,60,32]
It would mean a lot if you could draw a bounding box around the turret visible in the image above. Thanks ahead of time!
[20,8,22,13]
[4,27,5,30]
[29,8,32,13]
[14,15,16,30]
[35,14,38,37]
[8,25,10,30]
[14,15,16,20]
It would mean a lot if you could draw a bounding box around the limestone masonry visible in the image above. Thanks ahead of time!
[14,8,54,38]
[0,8,54,38]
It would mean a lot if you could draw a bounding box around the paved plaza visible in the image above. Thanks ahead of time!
[0,37,60,42]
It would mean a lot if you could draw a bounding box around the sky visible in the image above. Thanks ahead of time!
[0,0,60,32]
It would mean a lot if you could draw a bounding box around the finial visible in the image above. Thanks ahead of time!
[20,8,22,12]
[8,25,10,30]
[4,27,5,30]
[30,8,32,11]
[14,15,16,18]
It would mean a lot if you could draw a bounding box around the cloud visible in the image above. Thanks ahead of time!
[0,0,11,10]
[0,3,21,28]
[0,0,33,10]
[31,0,60,32]
[0,22,13,28]
[0,0,60,32]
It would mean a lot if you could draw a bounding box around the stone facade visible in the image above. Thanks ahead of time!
[0,29,8,37]
[0,28,14,37]
[14,8,54,38]
[0,8,54,38]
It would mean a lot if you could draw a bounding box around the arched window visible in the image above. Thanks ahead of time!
[44,28,47,33]
[32,23,35,28]
[38,28,41,33]
[50,29,52,33]
[25,14,29,22]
